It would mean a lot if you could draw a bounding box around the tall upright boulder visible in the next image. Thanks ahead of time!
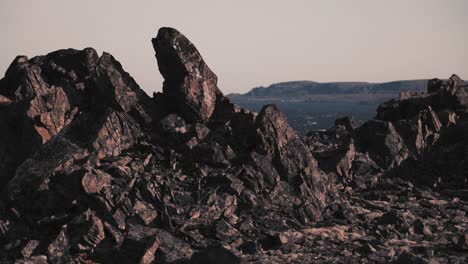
[255,105,319,181]
[447,74,464,95]
[0,27,341,262]
[254,104,331,220]
[152,27,221,123]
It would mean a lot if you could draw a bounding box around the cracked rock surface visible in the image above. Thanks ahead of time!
[0,27,467,263]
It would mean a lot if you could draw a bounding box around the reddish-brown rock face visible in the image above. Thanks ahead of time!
[354,120,410,169]
[89,110,142,159]
[255,104,331,221]
[0,48,154,187]
[255,104,319,180]
[0,27,338,263]
[306,74,468,190]
[2,27,467,263]
[2,52,84,143]
[95,52,155,124]
[152,27,221,123]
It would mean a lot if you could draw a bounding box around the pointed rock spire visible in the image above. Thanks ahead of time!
[152,27,221,122]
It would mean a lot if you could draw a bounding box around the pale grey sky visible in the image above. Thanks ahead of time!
[1,0,467,94]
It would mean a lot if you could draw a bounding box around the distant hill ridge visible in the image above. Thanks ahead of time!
[240,80,429,97]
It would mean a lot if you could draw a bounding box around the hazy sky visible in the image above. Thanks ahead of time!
[1,0,467,94]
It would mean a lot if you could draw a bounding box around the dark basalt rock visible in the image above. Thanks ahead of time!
[393,106,441,155]
[0,27,341,263]
[0,48,154,188]
[94,52,156,124]
[1,26,467,263]
[192,142,229,166]
[300,75,468,262]
[306,124,356,180]
[153,27,222,123]
[354,119,410,169]
[254,104,333,221]
[335,116,358,132]
[314,75,468,191]
[189,246,241,264]
[255,104,318,181]
[369,76,468,188]
[427,78,444,93]
[447,74,464,95]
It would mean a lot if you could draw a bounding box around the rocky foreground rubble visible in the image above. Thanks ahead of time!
[0,28,467,263]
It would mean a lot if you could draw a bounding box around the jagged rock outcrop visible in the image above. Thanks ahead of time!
[254,104,332,221]
[370,76,468,188]
[354,120,410,169]
[95,52,156,124]
[0,48,154,188]
[305,125,356,180]
[0,27,338,263]
[300,76,468,263]
[255,104,319,182]
[447,74,464,95]
[0,24,467,263]
[393,106,442,155]
[153,27,221,123]
[307,74,468,190]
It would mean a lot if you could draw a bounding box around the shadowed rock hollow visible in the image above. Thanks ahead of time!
[0,27,467,263]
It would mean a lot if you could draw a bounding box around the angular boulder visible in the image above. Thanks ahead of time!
[254,104,331,220]
[306,124,356,179]
[0,27,343,263]
[0,48,154,187]
[394,106,442,155]
[94,52,155,124]
[153,27,221,122]
[447,74,464,95]
[354,120,409,169]
[255,104,318,182]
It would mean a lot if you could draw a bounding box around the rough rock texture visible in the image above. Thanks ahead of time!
[254,104,332,221]
[301,75,468,263]
[0,26,467,263]
[0,28,339,263]
[306,74,468,188]
[305,124,356,180]
[255,105,318,182]
[0,48,154,188]
[354,120,410,169]
[152,27,221,123]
